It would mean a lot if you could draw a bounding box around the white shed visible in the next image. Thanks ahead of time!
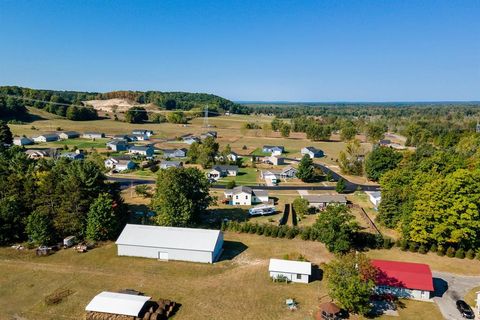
[366,191,381,208]
[85,291,151,317]
[116,224,224,264]
[269,258,312,283]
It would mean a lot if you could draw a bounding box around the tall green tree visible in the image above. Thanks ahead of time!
[292,197,309,217]
[125,106,148,123]
[365,146,402,181]
[312,204,359,253]
[335,178,346,193]
[151,167,213,226]
[339,139,364,176]
[280,124,291,137]
[325,253,376,315]
[366,122,386,143]
[296,154,315,182]
[26,206,54,245]
[0,121,13,145]
[86,193,118,241]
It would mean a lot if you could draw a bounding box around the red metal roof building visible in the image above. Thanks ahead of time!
[371,259,434,292]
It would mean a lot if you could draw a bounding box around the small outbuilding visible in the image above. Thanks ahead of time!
[13,136,34,146]
[366,191,381,208]
[116,224,224,264]
[85,291,151,317]
[269,258,312,283]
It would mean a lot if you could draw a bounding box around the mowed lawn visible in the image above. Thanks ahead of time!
[216,167,259,185]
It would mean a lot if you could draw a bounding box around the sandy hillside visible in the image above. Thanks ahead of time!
[84,98,160,113]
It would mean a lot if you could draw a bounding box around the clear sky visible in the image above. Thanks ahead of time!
[0,0,479,102]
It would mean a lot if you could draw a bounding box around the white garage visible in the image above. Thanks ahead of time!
[116,224,224,264]
[269,258,312,283]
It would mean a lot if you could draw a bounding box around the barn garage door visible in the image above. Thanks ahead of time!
[158,252,169,261]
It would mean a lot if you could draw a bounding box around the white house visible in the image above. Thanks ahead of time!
[302,194,347,209]
[160,160,182,169]
[224,186,269,205]
[13,136,34,146]
[372,259,434,300]
[32,133,59,143]
[85,291,151,318]
[265,156,285,166]
[25,149,49,159]
[207,165,239,180]
[132,129,154,137]
[83,132,105,139]
[116,224,224,264]
[261,166,297,184]
[128,146,155,158]
[269,259,312,284]
[58,131,80,140]
[301,147,324,158]
[183,136,200,144]
[262,145,284,154]
[366,191,381,208]
[104,158,136,171]
[131,134,149,141]
[162,148,188,158]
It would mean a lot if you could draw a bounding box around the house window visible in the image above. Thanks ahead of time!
[296,274,302,280]
[236,196,238,199]
[245,196,248,199]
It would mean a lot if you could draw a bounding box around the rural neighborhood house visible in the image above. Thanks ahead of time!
[269,258,312,283]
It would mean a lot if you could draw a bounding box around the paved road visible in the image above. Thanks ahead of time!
[432,271,480,320]
[108,163,381,192]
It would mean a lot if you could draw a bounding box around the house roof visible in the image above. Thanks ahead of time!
[269,258,312,275]
[212,165,239,171]
[281,166,297,174]
[85,291,151,316]
[225,186,252,195]
[366,191,381,200]
[303,146,321,153]
[263,145,284,149]
[36,133,58,139]
[108,139,129,145]
[252,189,268,198]
[161,161,181,166]
[302,194,347,203]
[130,146,152,151]
[371,259,434,291]
[84,131,104,135]
[59,131,79,136]
[116,224,222,252]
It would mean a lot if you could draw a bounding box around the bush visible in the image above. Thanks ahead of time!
[455,248,465,259]
[300,227,311,240]
[476,251,480,261]
[264,225,272,237]
[466,249,475,260]
[446,246,455,258]
[399,240,408,251]
[437,245,445,256]
[382,237,394,249]
[256,224,264,235]
[249,224,257,234]
[408,242,418,252]
[418,245,427,254]
[226,180,236,189]
[429,243,437,253]
[270,226,279,238]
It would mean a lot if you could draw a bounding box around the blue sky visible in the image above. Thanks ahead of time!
[0,0,479,101]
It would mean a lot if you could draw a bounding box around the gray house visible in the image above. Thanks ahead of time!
[129,146,155,158]
[58,131,80,140]
[162,148,188,158]
[60,152,84,160]
[32,133,59,143]
[83,132,105,139]
[208,165,239,180]
[160,161,183,169]
[116,224,224,264]
[302,194,347,209]
[13,136,34,146]
[301,147,324,158]
[106,139,130,151]
[262,145,285,154]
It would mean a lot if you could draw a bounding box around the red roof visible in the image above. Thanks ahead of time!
[371,259,434,292]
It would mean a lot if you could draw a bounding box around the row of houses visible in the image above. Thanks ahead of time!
[261,145,324,159]
[182,131,217,144]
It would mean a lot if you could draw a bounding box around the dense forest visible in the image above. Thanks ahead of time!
[0,86,247,120]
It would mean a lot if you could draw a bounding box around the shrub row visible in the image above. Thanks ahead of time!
[395,240,480,260]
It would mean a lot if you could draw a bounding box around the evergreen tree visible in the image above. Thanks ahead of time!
[86,193,118,241]
[336,178,346,193]
[26,207,54,246]
[0,121,13,145]
[296,154,315,182]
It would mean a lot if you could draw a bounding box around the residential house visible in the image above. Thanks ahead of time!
[116,224,224,263]
[183,136,200,145]
[60,152,84,160]
[366,191,381,209]
[262,145,285,153]
[269,259,312,284]
[130,134,149,141]
[302,194,347,209]
[200,131,217,139]
[132,129,154,137]
[25,149,49,159]
[104,158,136,171]
[32,133,59,143]
[160,161,183,169]
[260,166,297,184]
[227,151,239,162]
[207,165,239,180]
[224,186,269,205]
[129,146,155,158]
[301,147,324,158]
[13,136,34,146]
[106,139,130,152]
[162,148,188,158]
[83,132,105,139]
[280,166,297,178]
[379,139,392,146]
[265,156,285,166]
[58,131,80,140]
[372,259,434,300]
[113,134,130,140]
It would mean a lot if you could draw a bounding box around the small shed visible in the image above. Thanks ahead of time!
[316,302,341,320]
[269,258,312,283]
[116,224,224,264]
[85,291,151,317]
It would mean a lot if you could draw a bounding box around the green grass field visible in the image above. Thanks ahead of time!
[49,138,109,149]
[216,167,259,185]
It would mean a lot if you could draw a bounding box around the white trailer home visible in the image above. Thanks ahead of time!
[116,224,224,264]
[269,258,312,283]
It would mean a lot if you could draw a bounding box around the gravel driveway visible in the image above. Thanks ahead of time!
[432,271,480,320]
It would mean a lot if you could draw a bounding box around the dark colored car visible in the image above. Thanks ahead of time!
[456,300,475,319]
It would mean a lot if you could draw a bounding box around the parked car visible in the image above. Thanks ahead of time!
[456,300,475,319]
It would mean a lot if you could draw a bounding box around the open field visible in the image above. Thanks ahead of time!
[0,232,449,320]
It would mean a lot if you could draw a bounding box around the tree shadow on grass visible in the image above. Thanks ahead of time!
[217,241,248,262]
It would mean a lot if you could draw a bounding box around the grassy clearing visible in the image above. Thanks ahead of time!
[216,167,260,185]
